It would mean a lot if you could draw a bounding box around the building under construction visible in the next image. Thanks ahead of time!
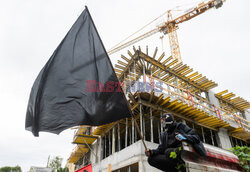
[67,0,250,171]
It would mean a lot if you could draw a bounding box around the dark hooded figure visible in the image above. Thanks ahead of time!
[145,113,206,172]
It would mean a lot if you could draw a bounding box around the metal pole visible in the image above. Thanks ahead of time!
[118,122,121,151]
[140,102,144,139]
[235,138,238,146]
[201,126,205,143]
[210,129,215,146]
[143,116,146,141]
[112,126,115,154]
[142,58,146,91]
[150,107,154,142]
[192,122,195,130]
[158,122,161,144]
[109,130,111,155]
[129,126,132,145]
[46,155,50,168]
[104,135,106,158]
[98,137,102,162]
[132,118,135,143]
[125,118,128,147]
[133,54,136,86]
[82,136,97,158]
[160,111,163,133]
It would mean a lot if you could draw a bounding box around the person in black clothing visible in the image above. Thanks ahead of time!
[145,113,206,172]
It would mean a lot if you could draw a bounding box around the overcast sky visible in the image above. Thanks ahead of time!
[0,0,249,171]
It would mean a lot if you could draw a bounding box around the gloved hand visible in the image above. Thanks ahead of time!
[175,133,187,141]
[145,149,151,157]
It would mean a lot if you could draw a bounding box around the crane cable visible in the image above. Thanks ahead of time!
[108,10,169,52]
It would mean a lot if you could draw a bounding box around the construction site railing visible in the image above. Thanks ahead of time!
[138,75,250,131]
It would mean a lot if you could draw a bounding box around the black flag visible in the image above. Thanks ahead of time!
[25,7,131,136]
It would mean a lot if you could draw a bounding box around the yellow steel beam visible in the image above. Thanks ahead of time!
[190,74,202,81]
[166,59,178,68]
[157,52,165,62]
[160,97,171,106]
[118,60,128,66]
[186,71,198,79]
[162,56,173,65]
[155,93,164,104]
[121,55,130,62]
[216,90,228,96]
[181,68,193,76]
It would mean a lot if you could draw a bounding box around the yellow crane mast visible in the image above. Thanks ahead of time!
[108,0,226,62]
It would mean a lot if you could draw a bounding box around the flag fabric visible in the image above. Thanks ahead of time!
[25,7,131,136]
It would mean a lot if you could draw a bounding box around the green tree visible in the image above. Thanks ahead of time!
[0,166,22,172]
[48,156,68,172]
[230,146,250,172]
[57,167,69,172]
[48,156,63,172]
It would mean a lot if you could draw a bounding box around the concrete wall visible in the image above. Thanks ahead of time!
[245,110,250,122]
[91,140,162,172]
[217,128,232,149]
[207,91,233,149]
[208,90,220,107]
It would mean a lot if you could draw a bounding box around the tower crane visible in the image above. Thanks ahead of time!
[107,0,225,62]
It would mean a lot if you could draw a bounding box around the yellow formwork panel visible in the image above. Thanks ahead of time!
[178,106,193,114]
[197,116,214,123]
[222,93,235,99]
[186,71,198,79]
[166,59,178,68]
[170,102,185,111]
[92,123,114,136]
[165,100,179,109]
[76,145,89,153]
[190,74,202,81]
[160,97,171,106]
[182,109,197,117]
[68,145,88,164]
[73,134,98,144]
[176,65,189,74]
[231,131,250,141]
[68,157,79,163]
[216,90,228,96]
[181,68,193,76]
[202,119,221,126]
[175,104,189,113]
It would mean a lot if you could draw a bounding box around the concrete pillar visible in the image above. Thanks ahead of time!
[138,160,144,172]
[201,126,205,143]
[210,130,215,146]
[127,166,131,172]
[208,90,220,107]
[98,138,102,163]
[244,110,250,121]
[112,127,116,154]
[217,128,232,149]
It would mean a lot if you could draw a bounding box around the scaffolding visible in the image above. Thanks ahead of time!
[68,47,250,165]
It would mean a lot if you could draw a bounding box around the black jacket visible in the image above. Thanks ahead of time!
[151,122,207,157]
